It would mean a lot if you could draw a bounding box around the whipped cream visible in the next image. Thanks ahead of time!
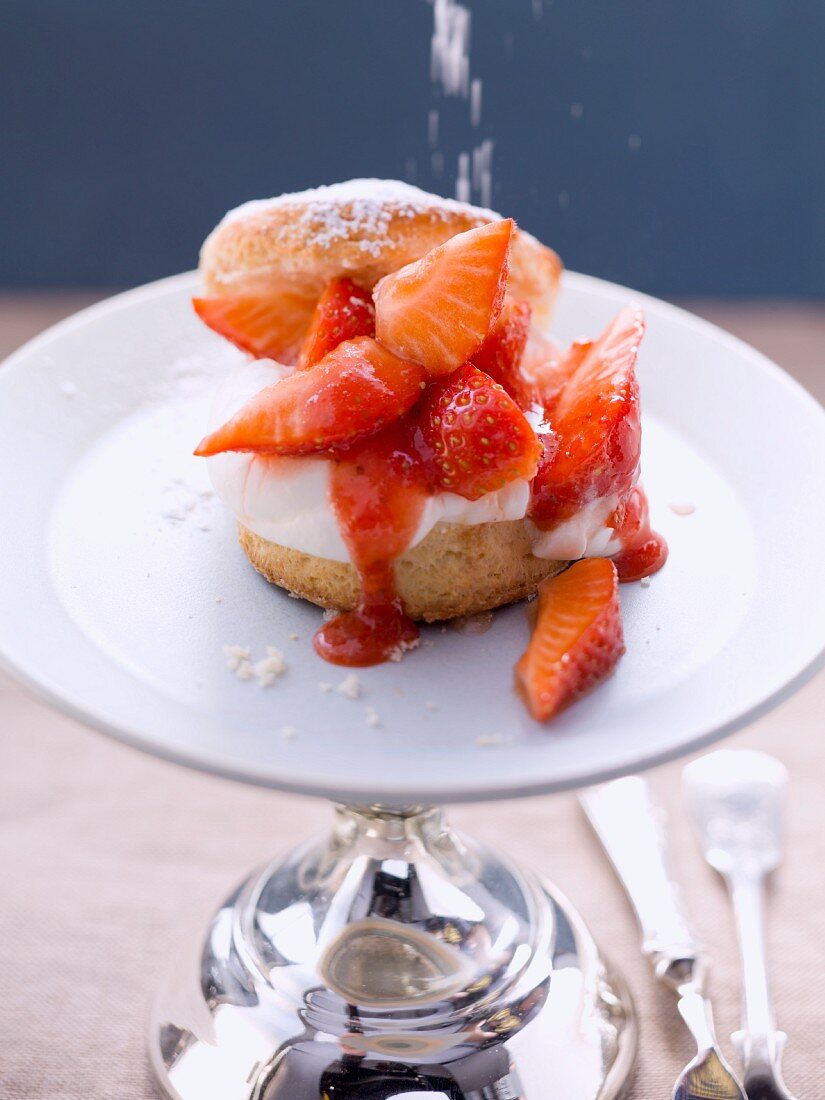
[528,495,622,560]
[205,359,622,565]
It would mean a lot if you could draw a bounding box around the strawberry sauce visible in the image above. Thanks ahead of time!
[314,425,668,666]
[313,423,428,666]
[608,485,669,582]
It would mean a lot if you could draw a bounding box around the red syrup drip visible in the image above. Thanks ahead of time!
[313,422,428,667]
[609,485,668,581]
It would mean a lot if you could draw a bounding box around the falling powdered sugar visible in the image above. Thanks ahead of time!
[469,78,482,127]
[456,153,471,202]
[430,0,471,97]
[424,0,495,209]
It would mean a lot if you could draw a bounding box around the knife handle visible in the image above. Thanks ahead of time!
[581,776,702,990]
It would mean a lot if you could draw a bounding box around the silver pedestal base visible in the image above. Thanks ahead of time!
[151,806,636,1099]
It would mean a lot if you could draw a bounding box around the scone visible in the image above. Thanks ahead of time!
[238,519,566,623]
[192,179,667,670]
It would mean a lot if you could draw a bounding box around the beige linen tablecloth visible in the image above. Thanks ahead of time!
[1,298,823,1098]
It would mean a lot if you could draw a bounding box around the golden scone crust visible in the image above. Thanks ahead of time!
[201,179,562,328]
[239,520,566,623]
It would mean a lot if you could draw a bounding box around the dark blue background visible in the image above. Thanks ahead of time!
[2,1,823,294]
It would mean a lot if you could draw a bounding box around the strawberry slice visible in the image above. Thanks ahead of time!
[374,220,513,376]
[298,277,376,369]
[524,335,589,416]
[530,308,644,528]
[471,298,533,407]
[194,337,427,457]
[522,325,564,380]
[516,558,624,721]
[193,290,316,364]
[417,364,541,500]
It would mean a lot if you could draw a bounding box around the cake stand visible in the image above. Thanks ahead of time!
[1,273,823,1100]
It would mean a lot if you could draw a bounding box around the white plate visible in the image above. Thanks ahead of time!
[1,272,824,804]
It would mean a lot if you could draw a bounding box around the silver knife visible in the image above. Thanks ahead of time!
[581,776,746,1100]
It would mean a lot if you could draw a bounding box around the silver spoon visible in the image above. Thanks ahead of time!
[684,749,799,1100]
[581,776,746,1100]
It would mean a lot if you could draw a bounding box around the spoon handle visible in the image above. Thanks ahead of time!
[728,868,793,1094]
[729,869,775,1056]
[580,776,701,988]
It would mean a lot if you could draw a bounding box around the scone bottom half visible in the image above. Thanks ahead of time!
[238,521,567,624]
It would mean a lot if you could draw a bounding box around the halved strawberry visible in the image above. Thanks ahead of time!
[555,309,644,421]
[530,308,644,528]
[417,364,541,500]
[471,298,533,407]
[298,277,376,369]
[193,289,316,364]
[516,558,624,722]
[374,220,513,376]
[194,337,427,457]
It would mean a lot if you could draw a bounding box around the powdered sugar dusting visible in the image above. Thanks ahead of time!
[218,179,499,258]
[161,478,214,526]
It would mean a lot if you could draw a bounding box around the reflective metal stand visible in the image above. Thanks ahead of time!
[151,805,636,1099]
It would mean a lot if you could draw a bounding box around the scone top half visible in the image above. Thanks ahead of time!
[200,178,562,341]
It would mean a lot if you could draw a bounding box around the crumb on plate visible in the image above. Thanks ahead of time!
[253,646,287,688]
[337,674,362,700]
